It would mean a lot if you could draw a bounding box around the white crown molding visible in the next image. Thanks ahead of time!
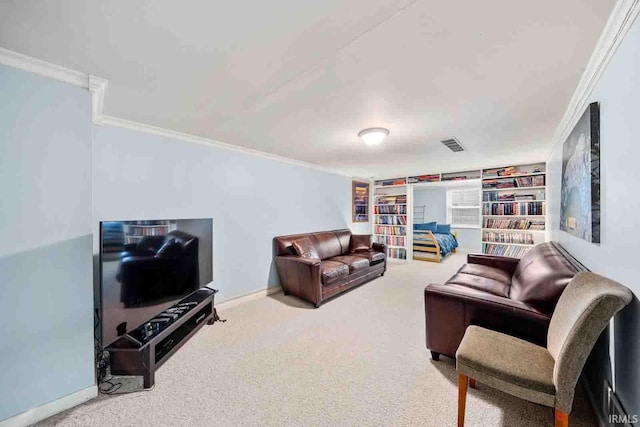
[0,385,97,427]
[546,0,640,160]
[100,114,352,177]
[89,75,108,125]
[0,46,353,178]
[0,46,88,88]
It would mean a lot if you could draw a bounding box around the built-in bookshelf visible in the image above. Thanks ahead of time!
[373,178,409,261]
[481,163,546,258]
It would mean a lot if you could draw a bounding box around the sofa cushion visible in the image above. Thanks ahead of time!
[350,234,371,252]
[458,263,512,285]
[320,260,349,285]
[330,255,370,273]
[446,264,511,298]
[352,249,385,263]
[509,242,577,309]
[292,237,320,260]
[311,232,343,260]
[333,229,352,255]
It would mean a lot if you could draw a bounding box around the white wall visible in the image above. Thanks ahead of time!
[0,64,94,422]
[92,125,371,302]
[547,14,640,420]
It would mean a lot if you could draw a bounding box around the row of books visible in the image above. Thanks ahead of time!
[483,192,544,202]
[483,244,532,258]
[483,165,543,178]
[375,215,407,225]
[125,226,169,236]
[483,201,546,216]
[482,175,545,189]
[374,205,407,214]
[375,195,407,205]
[374,235,406,246]
[375,178,407,187]
[408,174,440,183]
[374,225,407,236]
[387,247,407,260]
[483,232,534,244]
[483,218,545,230]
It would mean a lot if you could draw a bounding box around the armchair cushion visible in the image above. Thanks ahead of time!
[350,234,371,252]
[292,236,320,260]
[457,325,556,406]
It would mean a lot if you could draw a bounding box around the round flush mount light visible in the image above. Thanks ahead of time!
[358,127,389,146]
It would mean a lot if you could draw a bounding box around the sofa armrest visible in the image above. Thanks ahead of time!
[424,283,551,357]
[372,242,386,254]
[275,256,322,306]
[467,253,520,276]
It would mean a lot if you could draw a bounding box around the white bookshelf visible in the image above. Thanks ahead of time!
[481,162,546,258]
[373,178,409,261]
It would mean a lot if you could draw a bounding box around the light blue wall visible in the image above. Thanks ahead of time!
[548,15,640,422]
[91,125,371,302]
[0,64,94,421]
[413,188,447,223]
[413,187,481,252]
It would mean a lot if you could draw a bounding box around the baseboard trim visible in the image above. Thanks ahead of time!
[0,385,97,427]
[215,286,282,311]
[580,375,608,427]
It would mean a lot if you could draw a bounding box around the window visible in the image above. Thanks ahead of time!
[447,187,481,228]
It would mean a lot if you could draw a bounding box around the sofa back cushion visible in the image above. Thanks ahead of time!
[509,242,578,311]
[310,231,343,260]
[334,229,352,255]
[274,230,351,259]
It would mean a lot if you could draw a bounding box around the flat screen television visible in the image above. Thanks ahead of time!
[99,218,213,348]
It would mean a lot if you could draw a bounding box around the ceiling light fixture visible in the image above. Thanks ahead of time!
[358,127,389,146]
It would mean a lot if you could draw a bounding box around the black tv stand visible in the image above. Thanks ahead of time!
[106,288,218,388]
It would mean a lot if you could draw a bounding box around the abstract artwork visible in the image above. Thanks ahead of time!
[560,102,600,243]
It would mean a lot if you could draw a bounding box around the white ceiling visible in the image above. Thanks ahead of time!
[0,0,614,178]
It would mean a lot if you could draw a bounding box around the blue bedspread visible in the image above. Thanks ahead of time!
[414,232,458,256]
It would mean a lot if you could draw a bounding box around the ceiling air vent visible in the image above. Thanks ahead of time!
[441,137,465,152]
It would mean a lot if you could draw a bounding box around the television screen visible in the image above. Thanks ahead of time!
[99,218,213,347]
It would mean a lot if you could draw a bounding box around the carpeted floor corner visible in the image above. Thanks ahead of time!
[37,252,598,426]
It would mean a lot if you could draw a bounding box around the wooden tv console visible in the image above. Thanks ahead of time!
[106,287,217,388]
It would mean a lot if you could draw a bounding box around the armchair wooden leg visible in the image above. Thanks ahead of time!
[458,374,468,427]
[469,378,476,389]
[555,408,568,427]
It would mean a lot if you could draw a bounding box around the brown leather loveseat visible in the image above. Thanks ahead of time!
[424,242,580,360]
[275,230,386,307]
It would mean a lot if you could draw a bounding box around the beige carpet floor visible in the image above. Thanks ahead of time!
[38,252,597,426]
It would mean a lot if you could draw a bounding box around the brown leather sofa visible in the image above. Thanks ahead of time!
[425,242,581,360]
[275,230,386,307]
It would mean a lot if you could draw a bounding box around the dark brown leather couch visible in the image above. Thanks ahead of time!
[275,230,386,307]
[425,242,580,360]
